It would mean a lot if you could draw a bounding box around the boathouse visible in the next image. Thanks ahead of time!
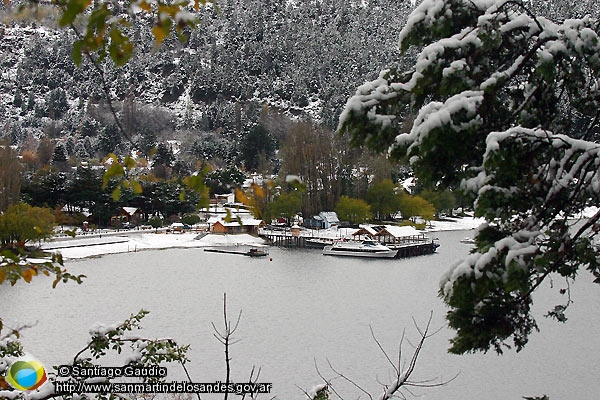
[374,225,427,246]
[351,225,384,239]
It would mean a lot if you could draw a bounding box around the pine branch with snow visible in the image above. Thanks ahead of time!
[340,0,600,354]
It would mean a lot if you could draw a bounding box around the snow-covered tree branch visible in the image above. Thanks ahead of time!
[339,0,600,354]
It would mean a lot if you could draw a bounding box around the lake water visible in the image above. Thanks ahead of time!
[1,230,599,399]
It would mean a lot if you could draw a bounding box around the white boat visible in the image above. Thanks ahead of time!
[323,239,398,258]
[305,237,335,248]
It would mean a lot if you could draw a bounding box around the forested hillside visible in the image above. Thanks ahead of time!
[1,0,598,220]
[0,0,413,164]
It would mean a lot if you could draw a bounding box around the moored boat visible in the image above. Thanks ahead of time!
[460,237,476,244]
[305,237,336,248]
[322,239,398,258]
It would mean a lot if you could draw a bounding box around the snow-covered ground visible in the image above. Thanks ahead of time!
[426,216,485,231]
[42,232,266,260]
[42,216,486,260]
[43,208,600,260]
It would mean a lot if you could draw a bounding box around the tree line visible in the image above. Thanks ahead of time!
[3,0,599,399]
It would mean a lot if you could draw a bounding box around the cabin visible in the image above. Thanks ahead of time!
[319,212,339,229]
[209,216,266,235]
[110,207,144,226]
[303,211,340,229]
[303,215,323,229]
[214,193,235,205]
[171,222,185,233]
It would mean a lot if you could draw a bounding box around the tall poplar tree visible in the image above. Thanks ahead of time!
[0,143,21,211]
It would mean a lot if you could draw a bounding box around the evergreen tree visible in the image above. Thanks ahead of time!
[96,124,122,156]
[340,0,600,354]
[47,88,69,119]
[51,143,68,163]
[239,124,276,172]
[152,143,175,179]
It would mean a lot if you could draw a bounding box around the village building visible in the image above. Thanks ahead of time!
[373,225,428,246]
[352,225,427,246]
[110,207,144,226]
[303,211,340,229]
[208,215,265,235]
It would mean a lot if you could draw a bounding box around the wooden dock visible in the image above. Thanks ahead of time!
[390,242,438,258]
[259,234,312,248]
[259,232,438,258]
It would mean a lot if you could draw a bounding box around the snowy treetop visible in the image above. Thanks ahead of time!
[339,0,600,354]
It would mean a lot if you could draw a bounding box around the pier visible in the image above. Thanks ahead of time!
[390,242,438,258]
[259,230,438,258]
[259,233,311,248]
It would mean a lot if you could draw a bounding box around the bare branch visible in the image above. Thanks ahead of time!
[370,325,400,376]
[309,313,455,400]
[326,358,374,400]
[314,358,342,400]
[69,25,135,148]
[180,360,202,400]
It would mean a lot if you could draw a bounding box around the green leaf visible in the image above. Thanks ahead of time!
[123,156,136,170]
[103,156,125,189]
[59,0,91,27]
[109,27,133,66]
[112,185,122,201]
[131,180,143,194]
[72,40,84,66]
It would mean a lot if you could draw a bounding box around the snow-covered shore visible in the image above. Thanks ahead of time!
[425,215,484,231]
[42,207,600,260]
[42,216,486,260]
[42,232,266,260]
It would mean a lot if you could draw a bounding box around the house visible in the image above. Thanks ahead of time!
[122,207,143,220]
[302,211,340,229]
[214,193,235,204]
[319,212,339,229]
[302,215,323,229]
[208,216,265,235]
[111,207,144,226]
[171,222,185,233]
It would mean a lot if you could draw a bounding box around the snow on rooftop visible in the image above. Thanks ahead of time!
[381,225,422,237]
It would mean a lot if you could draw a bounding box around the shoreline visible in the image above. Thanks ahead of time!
[42,232,267,260]
[40,216,486,261]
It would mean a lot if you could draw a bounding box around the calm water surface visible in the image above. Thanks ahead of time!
[1,230,599,399]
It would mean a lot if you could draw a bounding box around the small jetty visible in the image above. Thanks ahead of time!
[259,225,438,258]
[204,247,269,257]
